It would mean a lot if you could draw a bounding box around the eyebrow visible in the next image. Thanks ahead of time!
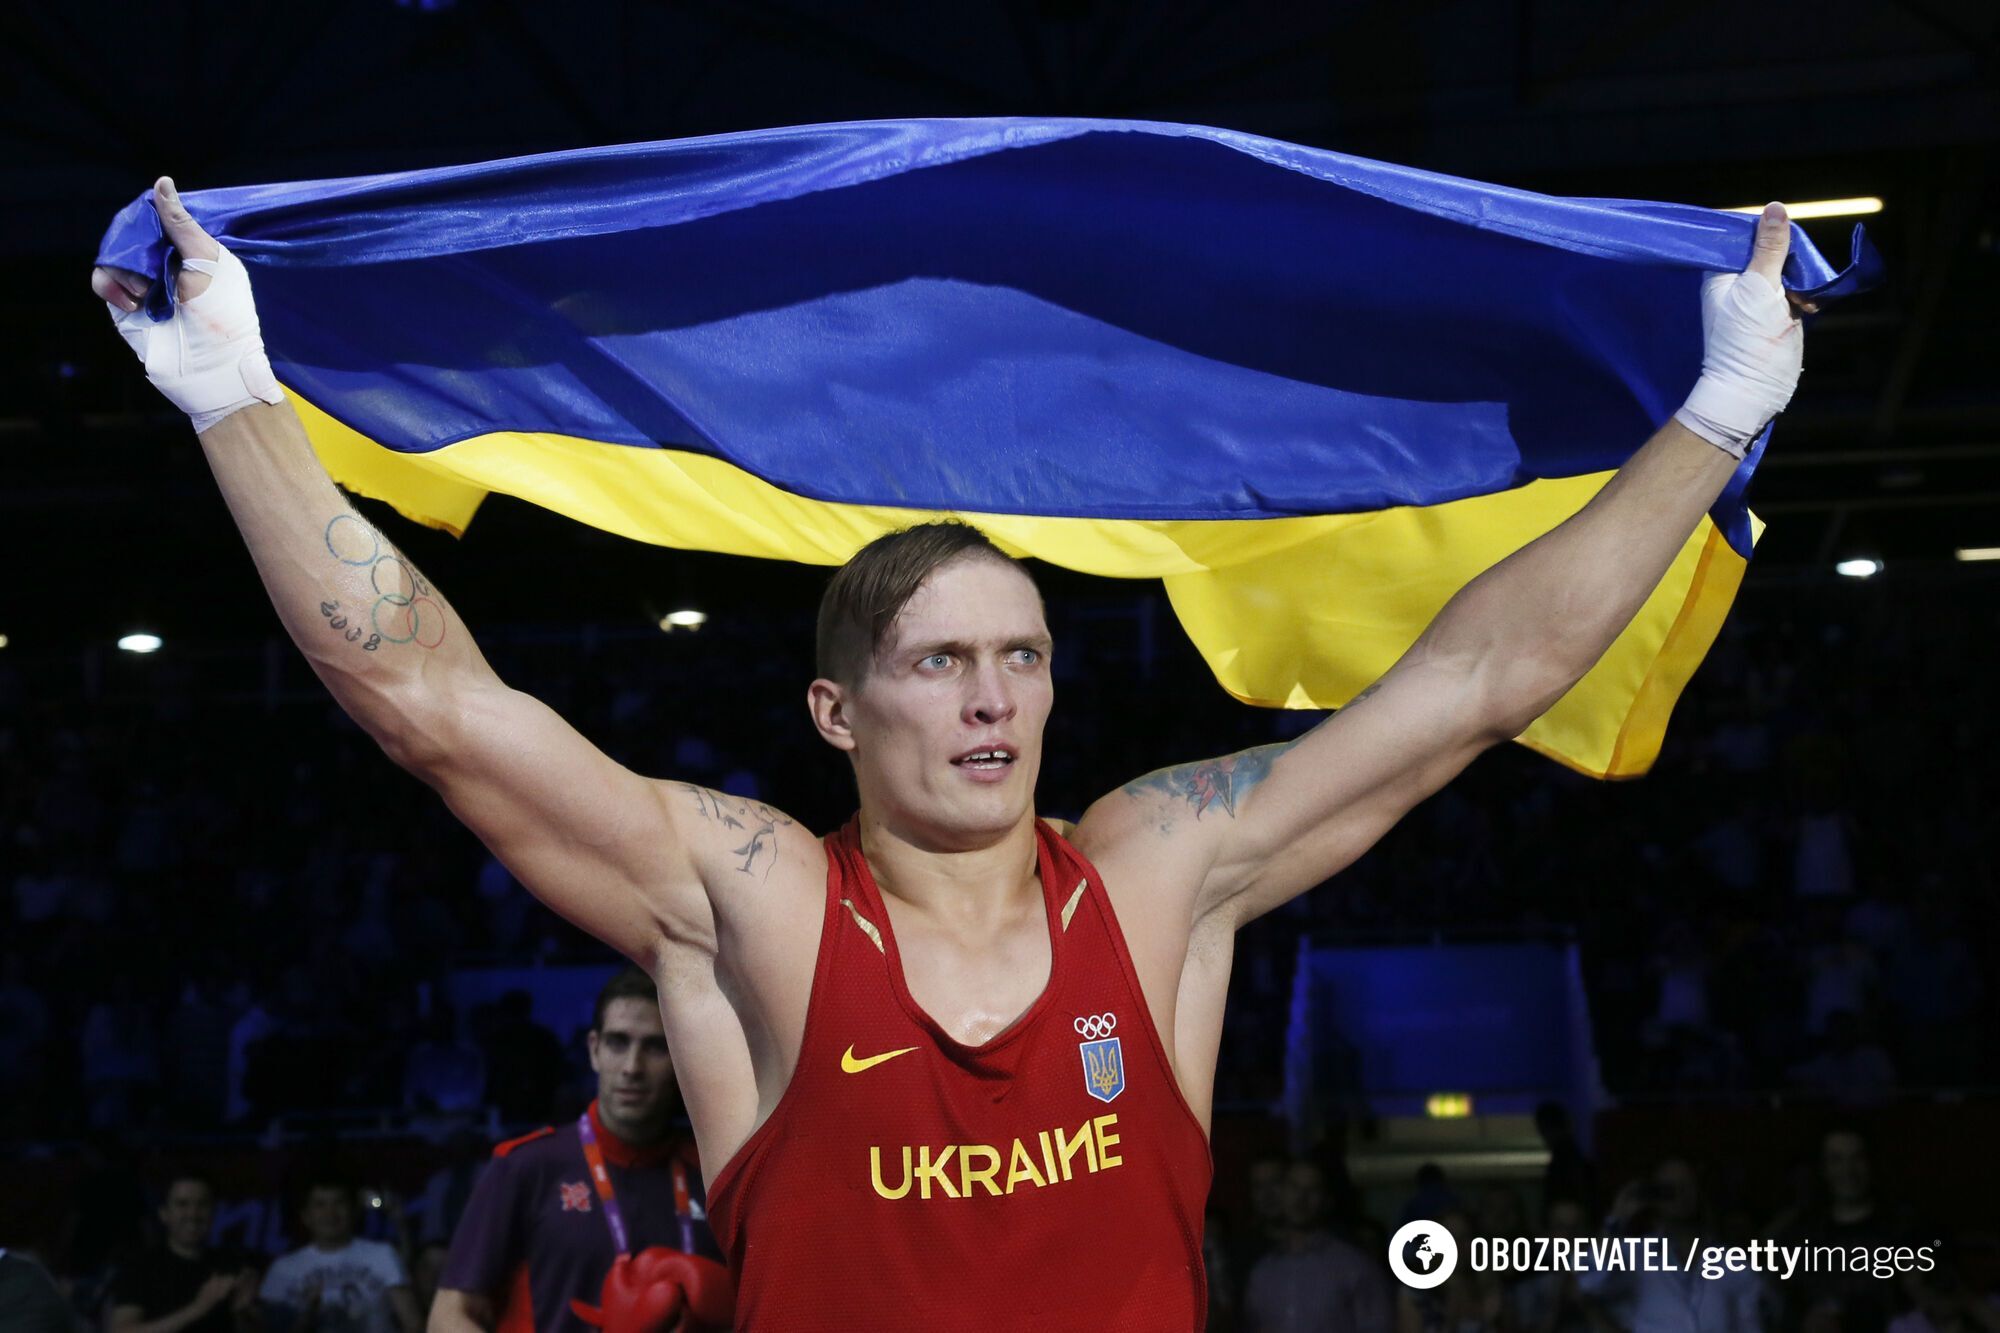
[906,635,1054,657]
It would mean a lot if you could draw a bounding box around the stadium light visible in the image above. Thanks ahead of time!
[659,609,707,631]
[1722,197,1882,220]
[1425,1092,1473,1119]
[1956,547,2000,562]
[1835,559,1882,579]
[118,633,164,653]
[0,633,9,649]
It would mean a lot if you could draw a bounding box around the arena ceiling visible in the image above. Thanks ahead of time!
[2,0,1995,650]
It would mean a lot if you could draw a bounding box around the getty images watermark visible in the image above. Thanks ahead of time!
[1388,1220,1938,1289]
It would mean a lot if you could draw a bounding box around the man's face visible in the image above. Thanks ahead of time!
[1249,1160,1286,1230]
[819,557,1053,848]
[1280,1163,1325,1230]
[1654,1160,1699,1226]
[1823,1132,1871,1206]
[588,997,677,1135]
[1546,1199,1589,1238]
[301,1186,354,1247]
[159,1179,214,1252]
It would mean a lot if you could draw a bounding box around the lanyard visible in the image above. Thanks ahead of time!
[576,1111,633,1255]
[578,1111,699,1257]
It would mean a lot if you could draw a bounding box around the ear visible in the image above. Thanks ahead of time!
[586,1029,602,1073]
[806,678,858,753]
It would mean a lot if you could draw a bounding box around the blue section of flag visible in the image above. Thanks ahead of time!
[97,118,1879,560]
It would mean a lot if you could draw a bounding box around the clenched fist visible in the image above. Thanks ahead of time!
[90,176,284,433]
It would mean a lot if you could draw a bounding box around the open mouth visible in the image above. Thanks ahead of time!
[950,746,1017,771]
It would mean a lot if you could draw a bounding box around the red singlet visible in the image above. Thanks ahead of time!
[708,816,1213,1331]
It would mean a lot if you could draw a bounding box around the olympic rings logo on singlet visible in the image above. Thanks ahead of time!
[1072,1013,1118,1040]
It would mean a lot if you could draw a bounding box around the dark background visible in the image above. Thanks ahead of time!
[2,2,1997,1329]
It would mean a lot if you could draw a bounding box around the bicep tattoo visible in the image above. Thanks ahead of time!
[1120,742,1287,823]
[1116,679,1380,833]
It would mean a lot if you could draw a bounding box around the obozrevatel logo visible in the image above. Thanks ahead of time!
[1388,1220,1459,1289]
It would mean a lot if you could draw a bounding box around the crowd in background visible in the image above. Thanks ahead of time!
[1,567,1994,1329]
[6,1118,1986,1333]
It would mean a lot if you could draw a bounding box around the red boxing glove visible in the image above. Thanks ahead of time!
[569,1249,735,1333]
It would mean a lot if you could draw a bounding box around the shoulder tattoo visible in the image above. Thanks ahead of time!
[676,784,795,879]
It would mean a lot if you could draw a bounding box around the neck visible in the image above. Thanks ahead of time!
[857,808,1042,926]
[312,1238,350,1253]
[587,1100,677,1168]
[1831,1198,1872,1224]
[596,1103,668,1147]
[167,1238,203,1260]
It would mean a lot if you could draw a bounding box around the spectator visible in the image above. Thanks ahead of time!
[1772,1128,1916,1333]
[80,976,162,1129]
[431,968,722,1333]
[1506,1197,1602,1333]
[0,949,50,1132]
[406,1244,449,1327]
[1579,1158,1767,1333]
[106,1173,260,1333]
[1243,1160,1391,1333]
[1400,1163,1462,1229]
[1887,897,1983,1084]
[478,991,563,1125]
[1787,1009,1898,1106]
[1535,1102,1597,1217]
[164,980,234,1128]
[1804,929,1878,1038]
[259,1174,419,1333]
[1891,1263,2000,1333]
[1396,1209,1505,1333]
[1230,1154,1291,1315]
[401,1008,484,1116]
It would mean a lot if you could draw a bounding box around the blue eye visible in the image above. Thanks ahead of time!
[1013,648,1040,664]
[924,653,951,669]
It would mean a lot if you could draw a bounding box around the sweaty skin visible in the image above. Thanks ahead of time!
[91,180,1808,1185]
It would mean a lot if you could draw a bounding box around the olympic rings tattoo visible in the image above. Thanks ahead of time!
[320,514,448,653]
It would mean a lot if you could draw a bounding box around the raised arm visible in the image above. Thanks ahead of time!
[1085,203,1813,931]
[89,178,768,967]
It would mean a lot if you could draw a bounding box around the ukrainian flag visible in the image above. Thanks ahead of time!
[97,118,1878,777]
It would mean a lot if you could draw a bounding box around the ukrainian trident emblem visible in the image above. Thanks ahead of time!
[1075,1013,1125,1104]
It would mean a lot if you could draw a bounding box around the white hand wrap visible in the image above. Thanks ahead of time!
[1672,269,1804,460]
[108,245,285,434]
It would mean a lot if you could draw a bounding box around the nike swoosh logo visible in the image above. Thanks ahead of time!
[841,1044,919,1074]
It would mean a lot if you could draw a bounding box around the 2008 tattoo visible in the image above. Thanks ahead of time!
[320,600,382,651]
[320,513,448,652]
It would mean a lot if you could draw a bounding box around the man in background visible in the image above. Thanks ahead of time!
[1244,1160,1392,1333]
[105,1173,259,1333]
[259,1175,419,1333]
[430,969,721,1332]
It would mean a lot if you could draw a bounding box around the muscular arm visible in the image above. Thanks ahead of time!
[1092,416,1739,927]
[1088,205,1808,929]
[192,402,700,960]
[93,181,766,969]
